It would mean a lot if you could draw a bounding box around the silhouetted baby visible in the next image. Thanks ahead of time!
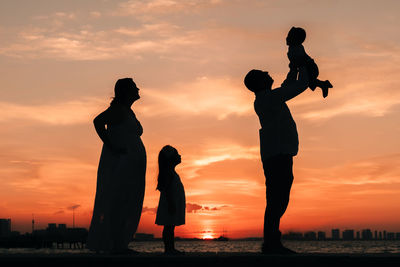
[286,27,333,98]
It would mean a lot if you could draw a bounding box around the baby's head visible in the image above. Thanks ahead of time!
[286,27,306,46]
[244,69,274,93]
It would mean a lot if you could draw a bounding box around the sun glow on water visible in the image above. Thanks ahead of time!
[202,233,214,240]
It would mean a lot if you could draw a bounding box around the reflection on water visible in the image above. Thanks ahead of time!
[1,240,400,254]
[130,240,400,254]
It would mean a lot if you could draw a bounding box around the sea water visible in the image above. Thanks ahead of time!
[1,240,399,254]
[129,240,400,254]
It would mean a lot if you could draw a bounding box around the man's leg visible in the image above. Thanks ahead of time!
[262,154,294,252]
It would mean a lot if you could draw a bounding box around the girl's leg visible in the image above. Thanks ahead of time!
[162,225,175,252]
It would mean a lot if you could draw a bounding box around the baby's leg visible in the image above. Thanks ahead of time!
[309,80,317,91]
[315,79,333,98]
[306,59,332,98]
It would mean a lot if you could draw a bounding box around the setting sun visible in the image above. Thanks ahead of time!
[202,234,215,240]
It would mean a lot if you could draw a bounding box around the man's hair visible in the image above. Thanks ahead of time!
[244,69,265,92]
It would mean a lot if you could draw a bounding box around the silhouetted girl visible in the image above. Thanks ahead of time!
[155,145,186,254]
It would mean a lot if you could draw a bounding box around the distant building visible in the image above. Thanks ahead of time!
[33,224,88,249]
[379,231,382,240]
[282,232,303,240]
[387,233,395,240]
[356,231,360,240]
[396,233,400,240]
[47,223,57,231]
[362,229,373,240]
[374,230,378,240]
[10,231,20,237]
[331,229,340,240]
[304,231,317,240]
[317,231,326,240]
[383,231,387,240]
[343,230,354,240]
[0,219,11,237]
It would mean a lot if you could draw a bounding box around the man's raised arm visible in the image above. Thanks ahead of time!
[281,64,298,87]
[271,66,309,102]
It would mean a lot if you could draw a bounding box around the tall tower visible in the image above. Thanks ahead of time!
[71,206,78,228]
[32,214,35,233]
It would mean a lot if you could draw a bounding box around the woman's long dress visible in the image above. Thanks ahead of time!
[87,108,146,252]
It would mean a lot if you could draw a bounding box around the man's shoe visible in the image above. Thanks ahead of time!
[165,249,185,255]
[261,245,297,255]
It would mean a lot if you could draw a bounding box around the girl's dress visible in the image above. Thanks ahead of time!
[87,107,146,252]
[155,173,186,226]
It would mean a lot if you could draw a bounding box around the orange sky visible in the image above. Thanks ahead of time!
[1,0,400,238]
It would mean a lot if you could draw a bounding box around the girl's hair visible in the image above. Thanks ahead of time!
[110,78,135,106]
[156,145,177,191]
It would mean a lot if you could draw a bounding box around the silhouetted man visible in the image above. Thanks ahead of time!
[244,65,309,254]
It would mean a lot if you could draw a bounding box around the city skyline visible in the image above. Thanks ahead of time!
[1,0,400,239]
[2,217,400,240]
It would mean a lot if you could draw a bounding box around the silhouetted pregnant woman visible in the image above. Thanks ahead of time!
[87,78,146,254]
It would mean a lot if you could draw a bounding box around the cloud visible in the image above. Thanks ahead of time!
[175,143,260,180]
[296,83,400,121]
[54,210,65,215]
[141,203,225,214]
[0,98,103,125]
[0,22,201,60]
[89,11,102,18]
[186,202,227,213]
[286,61,400,122]
[34,12,77,21]
[116,0,223,16]
[115,23,180,37]
[1,156,97,214]
[137,76,253,119]
[190,145,259,167]
[0,75,253,126]
[186,203,202,213]
[296,153,400,187]
[1,7,280,62]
